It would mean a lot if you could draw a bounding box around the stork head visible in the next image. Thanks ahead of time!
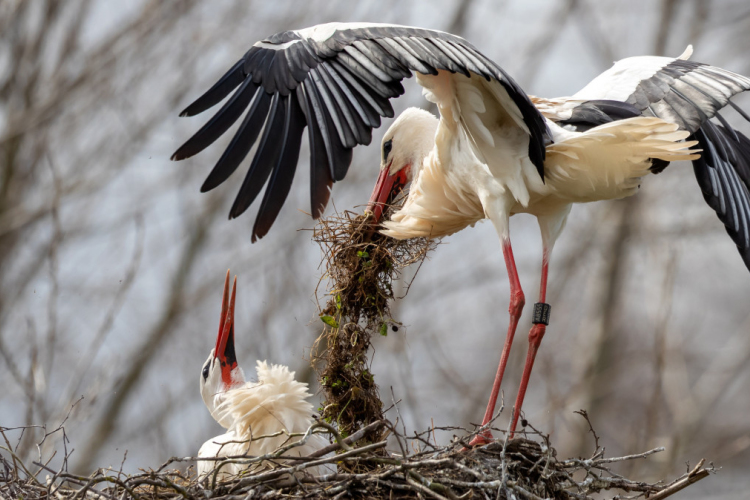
[199,270,245,419]
[366,107,438,224]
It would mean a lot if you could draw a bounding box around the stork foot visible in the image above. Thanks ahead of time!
[467,431,494,447]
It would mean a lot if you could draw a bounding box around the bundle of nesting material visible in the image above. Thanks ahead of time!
[312,209,437,441]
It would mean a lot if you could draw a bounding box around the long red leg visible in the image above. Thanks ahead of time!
[510,254,551,437]
[469,239,525,446]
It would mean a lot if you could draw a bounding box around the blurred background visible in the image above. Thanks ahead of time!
[1,0,749,497]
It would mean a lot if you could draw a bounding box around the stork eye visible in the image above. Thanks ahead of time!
[382,139,392,161]
[202,361,210,380]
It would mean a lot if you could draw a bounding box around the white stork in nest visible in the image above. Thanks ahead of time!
[197,271,327,479]
[174,23,750,444]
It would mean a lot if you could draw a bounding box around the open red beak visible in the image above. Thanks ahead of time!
[365,163,409,224]
[214,270,238,387]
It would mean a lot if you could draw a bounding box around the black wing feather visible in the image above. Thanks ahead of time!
[617,59,750,134]
[172,77,258,160]
[301,79,336,181]
[252,96,306,241]
[692,121,750,270]
[201,88,272,192]
[297,85,333,219]
[350,41,407,80]
[429,38,473,77]
[394,37,438,75]
[330,59,394,117]
[268,51,296,96]
[357,40,410,77]
[329,64,381,128]
[317,64,371,145]
[249,49,275,85]
[335,50,404,98]
[310,67,357,149]
[229,93,286,218]
[305,77,353,181]
[179,58,246,117]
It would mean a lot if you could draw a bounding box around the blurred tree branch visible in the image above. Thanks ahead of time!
[76,192,223,473]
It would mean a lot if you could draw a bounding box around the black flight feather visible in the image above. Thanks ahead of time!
[310,67,357,148]
[331,60,393,117]
[693,122,750,270]
[304,78,353,181]
[171,77,258,161]
[318,64,371,145]
[179,58,246,117]
[201,88,272,192]
[252,96,306,241]
[229,93,286,218]
[296,85,333,219]
[302,78,338,181]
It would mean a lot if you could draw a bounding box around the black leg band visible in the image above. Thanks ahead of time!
[532,302,551,325]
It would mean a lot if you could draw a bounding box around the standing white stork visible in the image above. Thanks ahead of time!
[198,271,327,479]
[173,23,750,444]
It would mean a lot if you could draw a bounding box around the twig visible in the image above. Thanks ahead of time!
[648,459,711,500]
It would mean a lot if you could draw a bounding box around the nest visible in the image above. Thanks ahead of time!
[312,210,437,440]
[1,414,713,499]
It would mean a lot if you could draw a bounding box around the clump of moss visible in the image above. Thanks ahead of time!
[312,210,436,442]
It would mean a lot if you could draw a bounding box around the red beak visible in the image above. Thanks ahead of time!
[366,163,410,224]
[214,270,238,387]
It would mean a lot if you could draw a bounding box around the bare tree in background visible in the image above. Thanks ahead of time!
[1,2,749,497]
[0,0,220,466]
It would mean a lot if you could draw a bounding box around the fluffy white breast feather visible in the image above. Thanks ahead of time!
[197,361,327,479]
[221,361,318,451]
[380,106,486,239]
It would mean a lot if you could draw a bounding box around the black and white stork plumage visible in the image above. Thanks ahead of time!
[172,23,750,444]
[534,45,750,269]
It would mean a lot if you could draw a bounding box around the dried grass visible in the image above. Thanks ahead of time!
[311,209,437,440]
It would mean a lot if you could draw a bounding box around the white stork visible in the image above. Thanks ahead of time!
[173,23,750,444]
[198,271,327,479]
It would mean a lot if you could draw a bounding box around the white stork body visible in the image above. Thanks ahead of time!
[381,109,697,241]
[197,272,326,479]
[198,360,327,479]
[174,22,750,444]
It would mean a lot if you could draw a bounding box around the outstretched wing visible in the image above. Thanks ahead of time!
[692,121,750,269]
[172,22,548,241]
[542,48,750,270]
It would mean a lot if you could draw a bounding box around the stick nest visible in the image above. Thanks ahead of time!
[2,416,713,499]
[312,210,437,440]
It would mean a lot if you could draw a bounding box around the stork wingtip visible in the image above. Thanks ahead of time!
[179,104,200,117]
[171,146,192,162]
[200,180,214,193]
